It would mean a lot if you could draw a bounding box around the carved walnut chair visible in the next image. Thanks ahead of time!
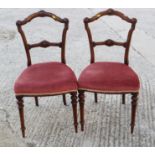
[78,9,140,133]
[14,10,78,138]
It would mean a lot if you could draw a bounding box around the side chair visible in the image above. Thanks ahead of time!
[14,10,78,137]
[78,9,140,133]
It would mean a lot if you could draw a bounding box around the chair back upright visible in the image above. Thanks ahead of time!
[16,10,69,66]
[84,8,137,65]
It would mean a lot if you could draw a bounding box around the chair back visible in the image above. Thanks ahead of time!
[84,8,137,65]
[16,10,69,66]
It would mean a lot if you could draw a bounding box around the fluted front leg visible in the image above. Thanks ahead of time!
[35,96,39,107]
[71,92,78,133]
[94,92,98,103]
[16,96,26,138]
[63,94,67,106]
[131,93,138,133]
[79,90,85,131]
[122,94,125,104]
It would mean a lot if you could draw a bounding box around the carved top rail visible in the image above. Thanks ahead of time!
[16,10,68,25]
[84,8,137,24]
[16,10,69,66]
[83,8,137,65]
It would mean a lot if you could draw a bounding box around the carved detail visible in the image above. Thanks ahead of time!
[105,39,115,46]
[93,39,127,47]
[71,92,77,103]
[28,40,62,49]
[107,8,114,15]
[86,8,137,24]
[71,92,78,133]
[16,10,68,25]
[16,97,24,109]
[78,91,85,131]
[131,93,138,106]
[16,10,69,66]
[84,8,137,64]
[78,91,85,103]
[82,9,139,134]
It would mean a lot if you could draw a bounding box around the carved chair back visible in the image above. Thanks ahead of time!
[84,9,137,65]
[16,10,69,66]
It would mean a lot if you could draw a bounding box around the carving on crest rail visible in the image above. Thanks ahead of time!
[84,8,137,24]
[16,10,68,25]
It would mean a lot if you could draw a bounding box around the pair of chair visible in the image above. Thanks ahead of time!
[14,9,140,138]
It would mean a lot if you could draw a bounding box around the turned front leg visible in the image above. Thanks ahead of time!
[71,92,78,133]
[16,96,26,138]
[79,90,85,131]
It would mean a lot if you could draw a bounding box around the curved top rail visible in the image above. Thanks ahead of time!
[16,10,68,26]
[84,8,137,24]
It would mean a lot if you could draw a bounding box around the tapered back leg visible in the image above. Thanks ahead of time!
[131,93,138,133]
[63,94,67,105]
[122,94,125,104]
[94,93,98,103]
[35,97,39,107]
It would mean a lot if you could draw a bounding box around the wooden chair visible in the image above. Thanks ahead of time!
[14,10,78,138]
[78,9,140,133]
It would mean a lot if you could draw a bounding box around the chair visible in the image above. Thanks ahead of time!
[78,9,140,133]
[14,10,78,138]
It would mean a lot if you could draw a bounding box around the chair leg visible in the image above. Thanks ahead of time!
[131,93,138,134]
[79,90,85,131]
[122,94,125,104]
[71,92,78,133]
[63,94,67,106]
[16,96,26,138]
[94,92,98,103]
[35,97,39,107]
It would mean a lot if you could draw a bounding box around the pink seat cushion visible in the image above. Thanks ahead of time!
[78,62,140,93]
[14,62,77,95]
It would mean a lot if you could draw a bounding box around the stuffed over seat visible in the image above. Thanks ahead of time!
[78,9,140,134]
[14,62,77,96]
[78,62,140,93]
[14,10,78,138]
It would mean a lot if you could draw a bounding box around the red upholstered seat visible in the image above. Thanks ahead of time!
[78,62,140,93]
[14,62,77,95]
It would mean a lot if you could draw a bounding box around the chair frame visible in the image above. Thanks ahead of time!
[79,8,139,133]
[16,10,78,137]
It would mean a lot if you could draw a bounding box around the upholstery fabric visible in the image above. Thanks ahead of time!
[78,62,140,93]
[14,62,77,95]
